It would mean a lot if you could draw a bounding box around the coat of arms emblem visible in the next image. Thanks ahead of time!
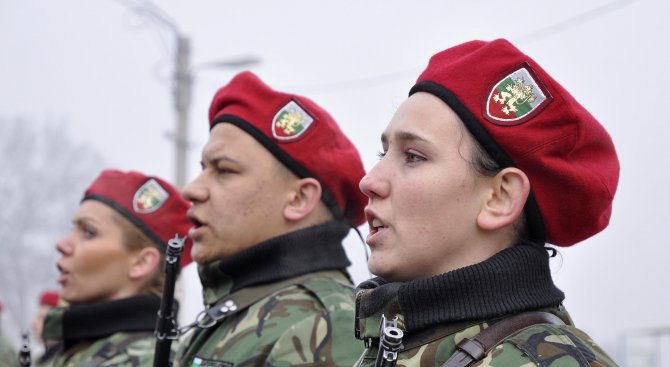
[133,178,169,214]
[485,64,552,125]
[272,100,315,140]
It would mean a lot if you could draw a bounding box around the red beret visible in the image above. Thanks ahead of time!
[411,39,619,246]
[39,290,59,307]
[208,71,367,226]
[83,170,193,267]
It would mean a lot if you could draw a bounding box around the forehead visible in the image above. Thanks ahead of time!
[383,92,465,145]
[204,124,267,159]
[76,200,116,221]
[203,123,289,173]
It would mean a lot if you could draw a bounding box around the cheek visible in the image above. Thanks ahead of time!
[395,173,476,242]
[395,179,442,228]
[212,181,267,218]
[75,243,129,280]
[240,181,281,219]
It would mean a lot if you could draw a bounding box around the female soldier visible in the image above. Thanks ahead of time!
[354,39,620,366]
[40,170,191,367]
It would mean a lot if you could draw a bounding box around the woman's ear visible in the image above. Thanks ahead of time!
[477,167,530,231]
[128,246,161,280]
[283,178,323,222]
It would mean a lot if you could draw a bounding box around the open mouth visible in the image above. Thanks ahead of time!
[367,213,388,235]
[187,211,207,240]
[190,217,203,228]
[371,218,385,233]
[57,263,69,284]
[187,211,205,229]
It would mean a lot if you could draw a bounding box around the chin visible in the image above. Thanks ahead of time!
[367,259,390,280]
[190,244,207,263]
[191,252,208,264]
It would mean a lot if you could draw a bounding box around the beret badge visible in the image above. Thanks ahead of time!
[133,178,170,214]
[484,62,553,126]
[272,100,315,141]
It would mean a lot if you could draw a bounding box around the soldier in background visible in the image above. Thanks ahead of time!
[175,71,366,367]
[32,290,61,365]
[0,302,18,367]
[40,170,192,367]
[355,39,620,366]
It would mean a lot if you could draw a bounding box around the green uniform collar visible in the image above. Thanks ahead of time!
[198,220,352,305]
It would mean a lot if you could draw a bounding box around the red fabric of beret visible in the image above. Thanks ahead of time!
[208,71,367,226]
[39,290,60,307]
[84,169,193,267]
[411,39,619,246]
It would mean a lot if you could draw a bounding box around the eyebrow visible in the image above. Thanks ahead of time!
[73,216,99,227]
[202,155,241,167]
[381,131,430,145]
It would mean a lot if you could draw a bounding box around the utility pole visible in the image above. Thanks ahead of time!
[174,36,190,188]
[111,1,262,331]
[113,0,259,188]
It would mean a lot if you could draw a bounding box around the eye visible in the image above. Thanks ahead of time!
[404,151,425,164]
[216,166,233,175]
[82,226,96,239]
[376,151,387,160]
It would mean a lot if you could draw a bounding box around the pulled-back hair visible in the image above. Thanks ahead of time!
[110,211,165,297]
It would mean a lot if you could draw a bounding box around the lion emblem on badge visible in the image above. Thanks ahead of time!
[492,77,537,116]
[272,100,315,140]
[484,64,552,125]
[133,179,169,214]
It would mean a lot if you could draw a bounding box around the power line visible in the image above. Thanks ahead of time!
[511,0,640,44]
[275,0,641,92]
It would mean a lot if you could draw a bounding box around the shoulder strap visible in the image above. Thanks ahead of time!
[441,312,564,367]
[300,271,353,308]
[80,332,152,367]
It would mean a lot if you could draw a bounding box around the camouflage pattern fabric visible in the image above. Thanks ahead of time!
[0,332,18,367]
[37,331,159,367]
[175,270,363,367]
[355,307,618,367]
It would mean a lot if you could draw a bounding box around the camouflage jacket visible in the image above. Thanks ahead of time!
[39,294,163,367]
[354,245,618,367]
[175,221,364,367]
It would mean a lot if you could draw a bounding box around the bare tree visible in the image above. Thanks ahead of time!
[0,116,106,347]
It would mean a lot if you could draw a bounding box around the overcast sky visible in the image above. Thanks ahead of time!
[2,0,669,363]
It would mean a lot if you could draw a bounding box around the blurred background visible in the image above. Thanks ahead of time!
[1,0,669,365]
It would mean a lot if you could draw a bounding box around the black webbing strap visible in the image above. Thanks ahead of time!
[441,312,565,367]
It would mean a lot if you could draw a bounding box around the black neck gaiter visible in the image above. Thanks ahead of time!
[199,220,353,295]
[62,294,160,349]
[357,244,565,332]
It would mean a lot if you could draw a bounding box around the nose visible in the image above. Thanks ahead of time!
[359,162,390,199]
[182,173,209,203]
[55,233,74,256]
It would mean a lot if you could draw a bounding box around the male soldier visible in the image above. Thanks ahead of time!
[175,71,367,367]
[355,39,619,366]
